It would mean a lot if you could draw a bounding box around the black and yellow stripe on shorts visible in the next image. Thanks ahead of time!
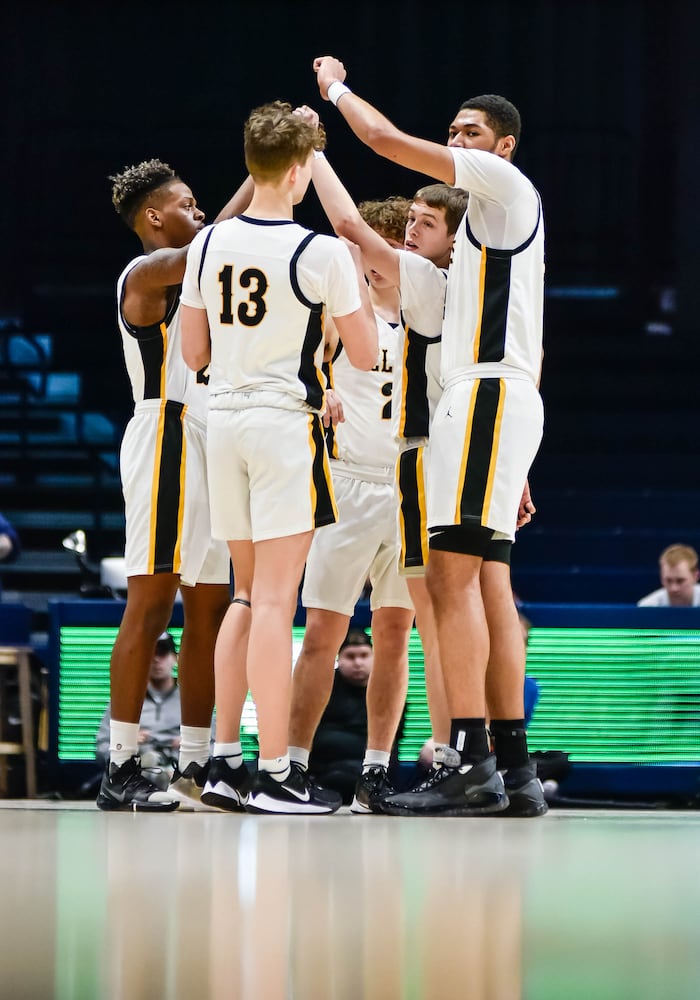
[148,400,187,574]
[456,378,505,526]
[308,413,338,529]
[398,446,429,570]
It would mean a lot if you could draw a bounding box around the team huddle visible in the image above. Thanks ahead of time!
[97,56,546,818]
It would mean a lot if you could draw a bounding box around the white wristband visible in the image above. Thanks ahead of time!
[327,81,351,107]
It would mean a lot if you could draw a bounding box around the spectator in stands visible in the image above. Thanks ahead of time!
[0,512,20,599]
[309,629,403,804]
[637,544,700,607]
[95,632,182,789]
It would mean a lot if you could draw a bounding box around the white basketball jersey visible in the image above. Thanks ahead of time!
[181,216,361,413]
[117,257,206,418]
[442,148,544,386]
[395,252,447,441]
[326,314,399,474]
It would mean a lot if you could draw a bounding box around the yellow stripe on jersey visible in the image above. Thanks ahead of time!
[147,400,167,573]
[472,246,487,364]
[481,379,505,525]
[455,380,480,524]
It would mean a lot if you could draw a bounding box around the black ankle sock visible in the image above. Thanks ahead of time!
[490,719,528,769]
[449,718,490,764]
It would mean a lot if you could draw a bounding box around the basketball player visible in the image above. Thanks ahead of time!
[313,56,547,817]
[287,191,416,814]
[289,127,468,810]
[97,161,253,811]
[180,101,378,815]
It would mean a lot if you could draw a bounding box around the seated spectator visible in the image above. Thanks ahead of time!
[0,512,21,598]
[95,632,181,789]
[637,544,700,607]
[309,629,403,804]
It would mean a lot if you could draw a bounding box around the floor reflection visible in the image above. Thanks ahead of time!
[1,806,699,999]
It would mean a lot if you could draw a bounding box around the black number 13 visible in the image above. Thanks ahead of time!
[218,265,268,327]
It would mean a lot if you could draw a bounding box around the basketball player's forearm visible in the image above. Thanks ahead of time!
[312,154,363,238]
[214,175,254,222]
[313,56,454,183]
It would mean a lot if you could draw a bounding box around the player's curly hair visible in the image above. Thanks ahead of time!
[109,158,179,229]
[244,101,326,182]
[412,183,469,235]
[358,196,411,244]
[459,94,522,153]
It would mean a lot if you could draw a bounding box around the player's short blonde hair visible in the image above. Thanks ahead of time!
[244,101,325,182]
[660,544,699,572]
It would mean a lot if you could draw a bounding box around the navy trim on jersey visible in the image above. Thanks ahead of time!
[289,232,322,310]
[197,225,216,291]
[119,283,180,341]
[464,189,542,256]
[237,215,298,227]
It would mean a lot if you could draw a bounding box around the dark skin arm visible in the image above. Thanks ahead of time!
[122,176,255,328]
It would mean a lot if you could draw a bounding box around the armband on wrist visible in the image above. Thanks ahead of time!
[327,81,351,107]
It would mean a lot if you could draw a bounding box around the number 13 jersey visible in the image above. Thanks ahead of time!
[180,216,361,413]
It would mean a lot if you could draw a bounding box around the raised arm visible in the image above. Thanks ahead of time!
[311,150,402,287]
[214,175,254,222]
[313,56,455,185]
[121,246,190,327]
[330,239,378,371]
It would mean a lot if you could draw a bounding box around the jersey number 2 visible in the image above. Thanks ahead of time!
[219,265,268,327]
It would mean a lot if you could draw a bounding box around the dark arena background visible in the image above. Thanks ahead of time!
[2,4,700,998]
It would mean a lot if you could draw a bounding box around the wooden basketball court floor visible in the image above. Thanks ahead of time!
[1,801,698,999]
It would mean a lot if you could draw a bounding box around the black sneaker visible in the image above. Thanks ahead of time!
[169,760,211,811]
[96,755,180,812]
[379,753,508,817]
[245,763,342,815]
[200,756,250,812]
[500,760,548,817]
[350,765,395,814]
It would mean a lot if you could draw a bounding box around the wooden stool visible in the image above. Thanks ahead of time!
[0,646,36,798]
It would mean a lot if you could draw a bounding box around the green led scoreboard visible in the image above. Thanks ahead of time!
[47,601,700,797]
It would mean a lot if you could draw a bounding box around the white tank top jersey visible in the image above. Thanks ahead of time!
[395,252,447,441]
[180,216,361,413]
[442,148,544,387]
[326,314,399,474]
[117,257,206,418]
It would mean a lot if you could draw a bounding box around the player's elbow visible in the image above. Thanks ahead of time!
[366,122,400,157]
[347,327,379,371]
[334,212,364,242]
[182,343,210,371]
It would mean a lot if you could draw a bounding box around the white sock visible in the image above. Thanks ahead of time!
[362,749,390,772]
[109,721,139,768]
[214,742,243,769]
[179,725,211,770]
[258,754,291,782]
[289,746,310,770]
